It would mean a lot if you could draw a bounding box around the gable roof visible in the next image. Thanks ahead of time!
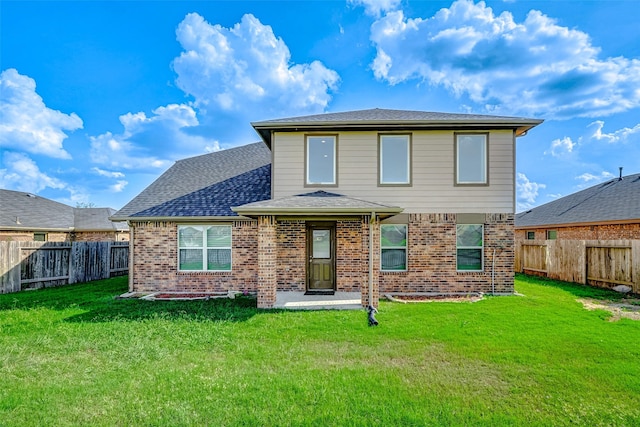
[0,189,127,232]
[233,190,402,217]
[113,142,271,220]
[515,173,640,228]
[252,108,543,147]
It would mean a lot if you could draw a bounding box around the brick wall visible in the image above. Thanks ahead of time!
[0,231,70,242]
[130,220,259,293]
[336,219,367,293]
[379,213,514,295]
[516,223,640,241]
[74,231,130,242]
[276,220,306,291]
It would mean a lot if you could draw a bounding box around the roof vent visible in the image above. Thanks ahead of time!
[619,166,623,181]
[26,193,36,198]
[15,216,21,225]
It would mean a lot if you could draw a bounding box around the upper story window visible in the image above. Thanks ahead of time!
[455,133,488,185]
[306,135,337,185]
[178,225,232,271]
[379,134,411,185]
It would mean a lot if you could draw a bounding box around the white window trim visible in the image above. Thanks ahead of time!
[379,134,411,185]
[455,133,488,185]
[380,224,408,272]
[178,224,232,272]
[305,135,337,186]
[456,224,484,272]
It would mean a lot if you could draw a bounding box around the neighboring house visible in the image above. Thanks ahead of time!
[515,172,640,241]
[112,108,542,308]
[0,189,129,242]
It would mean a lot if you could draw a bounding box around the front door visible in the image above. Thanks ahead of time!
[307,223,336,292]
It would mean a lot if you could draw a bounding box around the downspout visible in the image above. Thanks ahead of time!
[491,248,496,296]
[369,211,375,307]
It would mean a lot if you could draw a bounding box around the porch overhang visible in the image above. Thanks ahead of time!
[232,190,403,219]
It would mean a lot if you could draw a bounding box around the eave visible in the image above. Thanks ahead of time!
[515,218,640,230]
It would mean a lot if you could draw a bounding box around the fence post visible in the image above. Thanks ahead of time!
[632,240,640,293]
[0,242,21,293]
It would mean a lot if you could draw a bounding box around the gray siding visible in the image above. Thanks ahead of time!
[272,130,515,213]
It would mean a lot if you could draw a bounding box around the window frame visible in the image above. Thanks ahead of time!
[454,132,489,186]
[178,224,232,272]
[33,232,47,242]
[526,231,535,240]
[305,134,338,187]
[378,133,412,186]
[380,224,408,272]
[456,224,484,272]
[546,230,557,240]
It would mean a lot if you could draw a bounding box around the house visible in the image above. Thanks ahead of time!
[112,108,542,308]
[0,189,129,242]
[515,171,640,241]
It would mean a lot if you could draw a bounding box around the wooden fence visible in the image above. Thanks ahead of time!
[0,241,129,294]
[516,239,640,293]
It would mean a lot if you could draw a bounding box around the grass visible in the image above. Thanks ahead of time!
[1,274,639,426]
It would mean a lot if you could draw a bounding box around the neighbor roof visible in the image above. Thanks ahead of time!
[0,189,75,230]
[233,190,402,217]
[0,189,128,232]
[252,108,543,147]
[113,142,272,220]
[516,173,640,228]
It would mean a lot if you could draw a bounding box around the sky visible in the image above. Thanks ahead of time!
[1,0,639,212]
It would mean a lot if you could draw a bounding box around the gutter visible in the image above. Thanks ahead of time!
[369,211,375,308]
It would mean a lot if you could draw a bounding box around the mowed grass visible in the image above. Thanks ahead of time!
[1,275,639,426]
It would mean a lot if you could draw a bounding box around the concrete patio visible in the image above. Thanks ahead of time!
[274,292,363,310]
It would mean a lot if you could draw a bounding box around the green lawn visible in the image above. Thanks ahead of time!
[1,275,639,426]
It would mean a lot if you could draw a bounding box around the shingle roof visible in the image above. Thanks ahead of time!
[133,165,271,218]
[252,108,543,146]
[0,189,127,231]
[233,190,402,217]
[515,173,640,228]
[0,189,75,230]
[113,142,271,219]
[74,208,129,231]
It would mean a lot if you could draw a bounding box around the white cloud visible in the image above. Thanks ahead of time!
[89,103,213,170]
[0,69,83,159]
[544,136,575,157]
[172,13,340,116]
[368,0,640,118]
[587,120,640,143]
[0,152,66,193]
[516,172,545,211]
[109,180,128,193]
[92,167,125,179]
[575,171,614,183]
[349,0,401,17]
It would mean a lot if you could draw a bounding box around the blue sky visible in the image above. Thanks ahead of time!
[1,0,639,211]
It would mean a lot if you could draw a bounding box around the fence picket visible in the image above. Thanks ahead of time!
[0,241,129,293]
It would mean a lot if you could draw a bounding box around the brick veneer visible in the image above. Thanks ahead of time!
[130,220,259,293]
[379,213,514,295]
[129,213,514,306]
[516,223,640,241]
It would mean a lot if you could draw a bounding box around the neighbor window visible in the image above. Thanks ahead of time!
[546,230,557,240]
[455,134,488,185]
[526,231,535,240]
[178,225,231,271]
[33,232,47,242]
[379,134,411,185]
[380,224,407,271]
[306,135,336,185]
[456,224,483,271]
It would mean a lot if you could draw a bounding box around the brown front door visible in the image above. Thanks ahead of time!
[307,223,336,292]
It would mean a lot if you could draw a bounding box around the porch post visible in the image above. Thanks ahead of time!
[362,214,380,308]
[257,215,277,308]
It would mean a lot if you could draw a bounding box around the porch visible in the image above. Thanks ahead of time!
[274,291,362,310]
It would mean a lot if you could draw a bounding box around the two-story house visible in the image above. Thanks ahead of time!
[112,108,542,308]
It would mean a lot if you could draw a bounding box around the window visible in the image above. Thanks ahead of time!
[526,231,535,240]
[33,232,47,242]
[306,135,336,185]
[379,134,411,185]
[456,224,483,271]
[546,230,557,240]
[380,224,407,271]
[178,225,231,271]
[455,134,488,185]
